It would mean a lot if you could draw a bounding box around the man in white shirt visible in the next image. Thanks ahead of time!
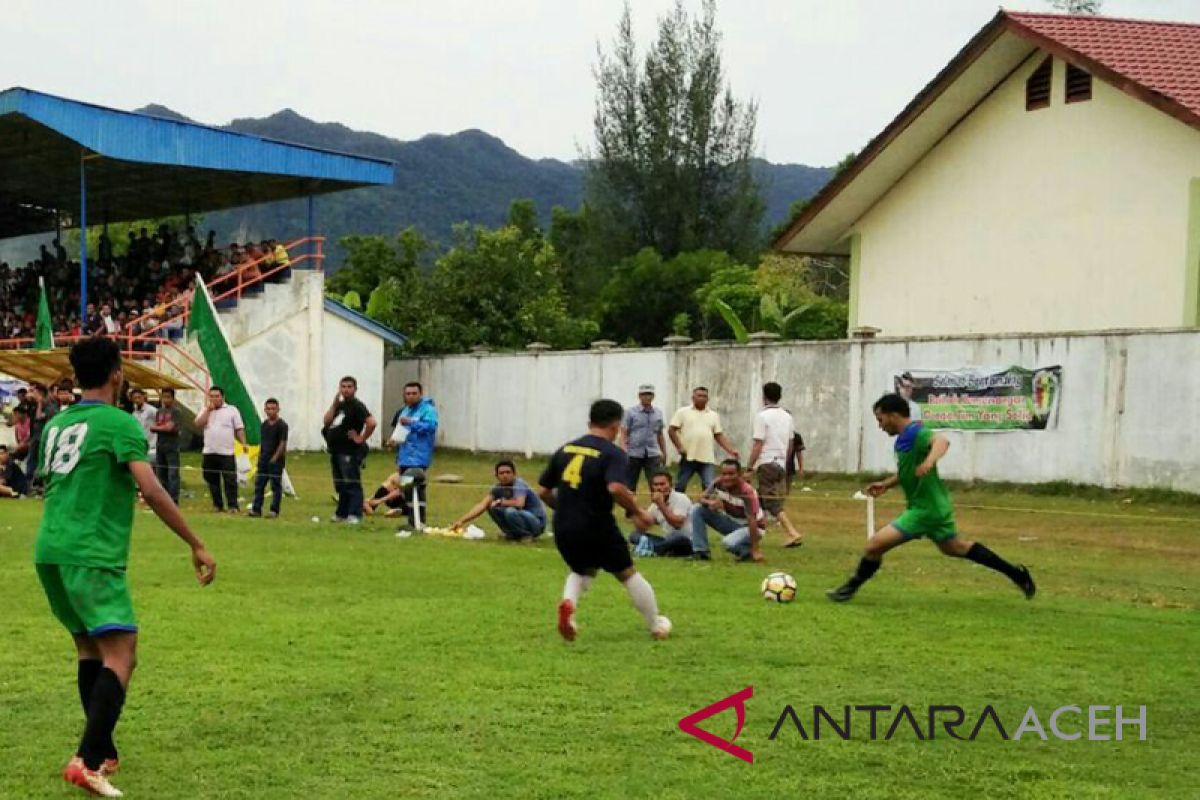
[668,386,739,493]
[748,382,803,547]
[128,388,158,457]
[628,470,695,557]
[194,386,248,513]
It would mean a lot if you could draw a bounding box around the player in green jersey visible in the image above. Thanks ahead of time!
[35,337,216,798]
[827,393,1035,603]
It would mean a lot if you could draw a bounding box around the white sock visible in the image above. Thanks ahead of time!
[562,572,593,604]
[622,572,659,628]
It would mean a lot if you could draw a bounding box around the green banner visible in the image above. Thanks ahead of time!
[187,279,261,446]
[893,366,1062,431]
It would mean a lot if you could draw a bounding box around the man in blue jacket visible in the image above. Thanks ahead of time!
[390,382,439,527]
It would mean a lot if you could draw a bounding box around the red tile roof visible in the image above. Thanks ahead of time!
[773,11,1200,253]
[1006,12,1200,119]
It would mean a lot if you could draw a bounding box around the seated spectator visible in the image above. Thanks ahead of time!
[451,460,546,542]
[92,303,117,335]
[0,444,29,497]
[214,253,235,278]
[56,381,76,408]
[688,459,765,562]
[241,246,263,282]
[363,470,413,519]
[9,406,30,462]
[628,470,694,557]
[272,239,290,268]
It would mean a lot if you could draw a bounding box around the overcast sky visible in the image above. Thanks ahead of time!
[4,0,1199,166]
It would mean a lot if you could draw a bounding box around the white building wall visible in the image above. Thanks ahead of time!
[387,329,1200,493]
[852,54,1200,336]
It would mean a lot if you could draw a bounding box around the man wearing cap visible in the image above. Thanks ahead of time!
[620,384,667,493]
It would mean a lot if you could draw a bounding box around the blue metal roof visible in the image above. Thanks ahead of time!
[0,87,393,182]
[323,298,407,347]
[0,87,394,237]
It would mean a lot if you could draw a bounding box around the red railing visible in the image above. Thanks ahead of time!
[121,236,325,346]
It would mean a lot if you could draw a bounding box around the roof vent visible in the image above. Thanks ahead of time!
[1026,56,1052,111]
[1065,63,1092,103]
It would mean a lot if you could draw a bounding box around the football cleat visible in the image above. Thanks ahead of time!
[651,615,672,640]
[1016,566,1037,600]
[63,757,123,797]
[826,583,858,603]
[556,599,577,641]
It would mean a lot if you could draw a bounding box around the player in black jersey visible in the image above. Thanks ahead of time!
[538,399,672,641]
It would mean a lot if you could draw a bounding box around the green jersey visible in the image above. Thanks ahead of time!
[34,401,148,568]
[894,422,954,525]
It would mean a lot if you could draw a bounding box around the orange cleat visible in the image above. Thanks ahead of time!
[556,599,577,642]
[63,757,123,797]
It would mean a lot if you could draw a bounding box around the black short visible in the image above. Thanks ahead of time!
[553,524,633,576]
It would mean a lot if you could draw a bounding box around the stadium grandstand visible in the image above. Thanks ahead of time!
[0,87,394,393]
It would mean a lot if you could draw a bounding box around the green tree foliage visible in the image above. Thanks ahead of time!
[598,248,735,345]
[694,253,848,340]
[548,205,610,317]
[1050,0,1102,13]
[326,227,430,298]
[350,202,595,354]
[587,0,763,261]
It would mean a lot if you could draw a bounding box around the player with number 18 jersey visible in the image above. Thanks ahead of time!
[36,402,148,576]
[33,336,215,799]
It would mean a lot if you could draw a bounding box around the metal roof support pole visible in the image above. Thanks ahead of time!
[79,153,88,324]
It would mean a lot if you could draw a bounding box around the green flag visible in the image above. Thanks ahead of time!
[187,278,261,446]
[34,276,54,350]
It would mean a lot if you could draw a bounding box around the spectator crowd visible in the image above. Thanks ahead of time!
[0,224,289,344]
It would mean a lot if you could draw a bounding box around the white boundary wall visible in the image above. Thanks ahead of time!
[386,329,1200,493]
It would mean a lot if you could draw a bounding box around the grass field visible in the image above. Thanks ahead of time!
[2,450,1197,799]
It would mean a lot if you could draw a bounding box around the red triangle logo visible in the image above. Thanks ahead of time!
[678,686,755,764]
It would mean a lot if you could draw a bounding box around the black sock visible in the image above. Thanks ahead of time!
[77,659,102,715]
[966,542,1024,583]
[848,557,882,588]
[78,668,126,770]
[76,659,118,761]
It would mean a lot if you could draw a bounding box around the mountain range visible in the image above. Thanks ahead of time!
[133,105,833,265]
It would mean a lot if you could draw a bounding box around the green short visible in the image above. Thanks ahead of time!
[892,510,958,543]
[35,563,138,637]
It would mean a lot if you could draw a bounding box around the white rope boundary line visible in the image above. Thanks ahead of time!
[14,462,1197,526]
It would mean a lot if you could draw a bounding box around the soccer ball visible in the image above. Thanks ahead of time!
[761,572,797,603]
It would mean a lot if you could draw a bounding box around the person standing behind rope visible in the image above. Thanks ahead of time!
[150,388,182,504]
[389,381,438,526]
[249,398,289,518]
[747,382,803,548]
[194,386,246,513]
[323,376,376,525]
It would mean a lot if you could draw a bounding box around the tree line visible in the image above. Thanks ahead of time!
[328,1,849,354]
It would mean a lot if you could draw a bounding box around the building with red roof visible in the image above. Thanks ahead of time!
[774,11,1200,336]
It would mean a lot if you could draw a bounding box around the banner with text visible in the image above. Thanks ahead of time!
[892,366,1062,430]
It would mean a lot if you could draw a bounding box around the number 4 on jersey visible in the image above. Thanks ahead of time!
[561,453,585,489]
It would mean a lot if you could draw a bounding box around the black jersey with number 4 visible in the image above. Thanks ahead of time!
[539,434,629,533]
